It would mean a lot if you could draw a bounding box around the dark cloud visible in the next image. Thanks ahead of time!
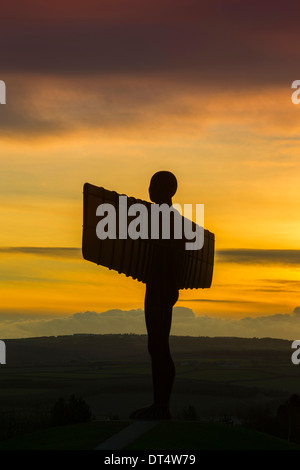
[178,298,252,303]
[0,0,300,86]
[261,280,300,285]
[1,0,298,27]
[2,246,300,266]
[252,279,300,293]
[0,247,81,259]
[0,75,200,137]
[217,249,300,265]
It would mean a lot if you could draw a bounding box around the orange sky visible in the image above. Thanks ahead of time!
[0,0,300,338]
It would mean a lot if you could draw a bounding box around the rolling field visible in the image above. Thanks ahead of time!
[0,334,299,446]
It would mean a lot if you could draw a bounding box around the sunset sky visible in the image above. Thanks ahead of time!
[0,0,300,339]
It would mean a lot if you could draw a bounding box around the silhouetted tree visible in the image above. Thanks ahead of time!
[50,395,92,426]
[181,404,198,421]
[276,394,300,442]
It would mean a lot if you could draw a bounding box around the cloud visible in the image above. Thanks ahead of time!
[0,309,147,339]
[0,247,81,259]
[2,246,300,271]
[0,69,298,141]
[251,279,300,293]
[172,306,300,340]
[1,0,299,87]
[2,246,300,266]
[217,249,300,265]
[0,75,216,138]
[179,299,252,303]
[1,305,300,340]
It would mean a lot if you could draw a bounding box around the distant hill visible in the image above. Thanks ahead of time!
[3,334,292,366]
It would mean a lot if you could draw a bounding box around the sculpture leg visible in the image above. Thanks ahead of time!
[130,285,178,420]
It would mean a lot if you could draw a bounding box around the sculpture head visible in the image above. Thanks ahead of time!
[149,171,177,205]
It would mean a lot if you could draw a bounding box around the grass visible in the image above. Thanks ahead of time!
[0,420,299,451]
[0,421,130,450]
[125,421,300,450]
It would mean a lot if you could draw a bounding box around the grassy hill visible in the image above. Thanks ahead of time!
[0,420,298,451]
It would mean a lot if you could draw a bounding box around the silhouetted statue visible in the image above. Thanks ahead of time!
[130,171,183,420]
[82,171,215,421]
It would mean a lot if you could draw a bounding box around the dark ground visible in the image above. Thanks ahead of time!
[0,334,299,446]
